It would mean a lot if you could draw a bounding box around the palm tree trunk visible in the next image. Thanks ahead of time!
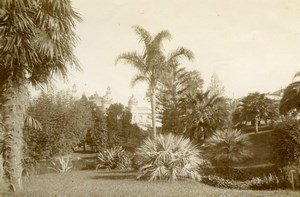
[1,77,28,191]
[150,88,157,139]
[0,153,4,184]
[255,115,259,133]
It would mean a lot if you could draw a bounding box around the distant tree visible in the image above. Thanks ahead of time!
[233,92,279,132]
[106,103,146,151]
[86,104,108,151]
[0,0,81,191]
[106,103,125,146]
[116,26,194,139]
[208,73,225,97]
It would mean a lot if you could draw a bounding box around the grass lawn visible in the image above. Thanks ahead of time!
[0,170,299,197]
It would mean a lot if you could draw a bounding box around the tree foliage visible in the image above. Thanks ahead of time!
[157,66,204,134]
[208,72,225,97]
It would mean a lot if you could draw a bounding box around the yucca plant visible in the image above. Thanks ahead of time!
[96,145,131,171]
[135,133,203,181]
[48,155,73,173]
[202,129,252,166]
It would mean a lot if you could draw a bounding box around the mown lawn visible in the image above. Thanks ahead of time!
[0,170,299,197]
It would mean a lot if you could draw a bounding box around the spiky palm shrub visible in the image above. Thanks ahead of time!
[48,155,73,173]
[96,146,131,171]
[135,133,203,181]
[202,129,252,166]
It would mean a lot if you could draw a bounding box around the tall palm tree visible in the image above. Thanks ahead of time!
[115,26,193,139]
[0,0,81,191]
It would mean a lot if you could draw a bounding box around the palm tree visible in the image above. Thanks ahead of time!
[0,0,81,191]
[202,129,252,167]
[181,91,227,143]
[280,81,300,116]
[235,93,278,132]
[279,72,300,116]
[115,26,193,139]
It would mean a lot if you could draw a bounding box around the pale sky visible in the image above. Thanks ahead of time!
[51,0,300,107]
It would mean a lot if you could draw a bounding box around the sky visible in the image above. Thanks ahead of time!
[51,0,300,107]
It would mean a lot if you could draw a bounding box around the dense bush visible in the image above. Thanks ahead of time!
[271,120,300,165]
[135,133,204,181]
[202,129,252,166]
[96,146,132,170]
[24,92,94,159]
[279,165,300,189]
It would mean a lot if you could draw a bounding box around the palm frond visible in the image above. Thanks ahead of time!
[132,25,152,48]
[24,115,42,131]
[167,47,194,65]
[115,52,146,72]
[293,71,300,79]
[130,74,147,88]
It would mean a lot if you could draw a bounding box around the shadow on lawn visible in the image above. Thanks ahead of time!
[91,173,137,180]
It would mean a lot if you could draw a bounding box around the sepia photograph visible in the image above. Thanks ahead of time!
[0,0,300,196]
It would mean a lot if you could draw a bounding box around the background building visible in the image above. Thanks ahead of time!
[88,86,160,130]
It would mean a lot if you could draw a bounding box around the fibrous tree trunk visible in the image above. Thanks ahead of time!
[150,87,157,139]
[0,77,28,192]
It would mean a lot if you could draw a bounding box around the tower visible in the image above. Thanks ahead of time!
[128,94,138,112]
[102,86,113,110]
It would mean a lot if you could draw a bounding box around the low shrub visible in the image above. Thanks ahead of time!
[202,173,286,190]
[135,133,204,181]
[202,175,249,190]
[248,174,284,190]
[96,145,132,170]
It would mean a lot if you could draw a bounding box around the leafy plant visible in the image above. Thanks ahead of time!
[135,133,203,181]
[202,129,252,166]
[96,146,131,170]
[48,156,73,173]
